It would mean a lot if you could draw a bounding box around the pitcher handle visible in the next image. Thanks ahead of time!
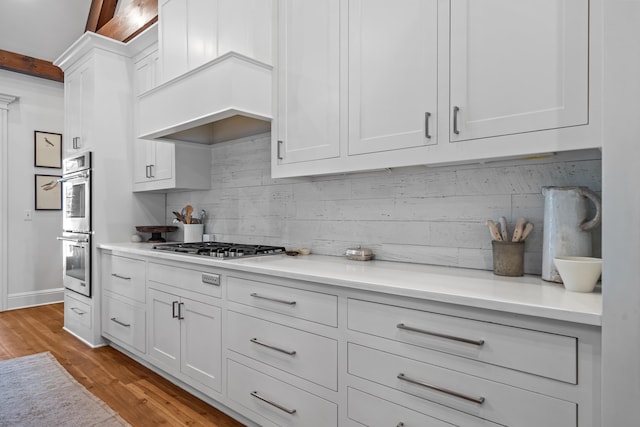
[579,188,602,231]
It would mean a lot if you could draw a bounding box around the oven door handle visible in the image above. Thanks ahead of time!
[57,236,89,244]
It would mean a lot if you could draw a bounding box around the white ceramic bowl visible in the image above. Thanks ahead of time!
[553,257,602,292]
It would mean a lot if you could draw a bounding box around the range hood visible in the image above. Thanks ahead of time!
[138,52,272,144]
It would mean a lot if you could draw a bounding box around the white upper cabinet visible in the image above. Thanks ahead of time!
[272,0,601,178]
[64,57,94,156]
[159,0,272,83]
[275,0,341,165]
[348,0,438,155]
[449,0,589,141]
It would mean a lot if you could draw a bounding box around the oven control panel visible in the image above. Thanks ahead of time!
[202,273,221,286]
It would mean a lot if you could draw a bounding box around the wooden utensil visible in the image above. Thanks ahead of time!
[520,223,534,241]
[173,211,186,223]
[499,216,509,242]
[184,205,193,224]
[511,217,527,242]
[486,219,503,241]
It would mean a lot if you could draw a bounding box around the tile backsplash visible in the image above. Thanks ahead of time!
[167,134,602,275]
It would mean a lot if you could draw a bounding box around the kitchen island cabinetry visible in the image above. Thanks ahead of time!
[98,246,602,426]
[130,27,211,193]
[272,0,602,178]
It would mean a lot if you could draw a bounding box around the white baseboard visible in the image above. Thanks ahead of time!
[7,288,64,310]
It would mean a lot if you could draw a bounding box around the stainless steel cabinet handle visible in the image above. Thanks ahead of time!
[149,164,155,178]
[73,137,80,149]
[397,323,484,346]
[250,293,296,306]
[111,273,131,280]
[70,307,85,315]
[145,165,150,178]
[178,302,185,320]
[250,338,297,356]
[110,317,131,328]
[453,106,460,135]
[56,236,89,244]
[250,391,297,414]
[277,140,284,160]
[172,301,179,319]
[425,112,432,139]
[397,373,485,404]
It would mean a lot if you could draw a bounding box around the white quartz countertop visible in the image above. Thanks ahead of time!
[99,242,603,326]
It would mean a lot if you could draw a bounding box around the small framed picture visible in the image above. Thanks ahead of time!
[35,174,62,210]
[34,131,62,168]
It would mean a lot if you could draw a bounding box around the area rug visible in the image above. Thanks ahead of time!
[0,352,130,427]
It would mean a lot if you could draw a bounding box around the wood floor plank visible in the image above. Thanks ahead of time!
[0,303,245,427]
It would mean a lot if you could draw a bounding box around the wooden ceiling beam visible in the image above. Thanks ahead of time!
[0,49,63,82]
[94,0,158,43]
[86,0,119,32]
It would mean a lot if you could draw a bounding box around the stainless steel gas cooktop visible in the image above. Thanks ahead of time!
[152,242,286,259]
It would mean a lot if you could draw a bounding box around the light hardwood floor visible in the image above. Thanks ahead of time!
[0,303,245,427]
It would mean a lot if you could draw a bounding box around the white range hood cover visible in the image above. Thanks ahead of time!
[138,52,272,144]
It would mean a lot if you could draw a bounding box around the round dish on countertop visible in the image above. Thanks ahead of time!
[553,256,602,292]
[345,246,374,261]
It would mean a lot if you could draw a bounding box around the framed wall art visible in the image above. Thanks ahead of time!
[34,131,62,168]
[35,174,62,210]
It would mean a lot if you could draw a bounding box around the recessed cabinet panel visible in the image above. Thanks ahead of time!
[449,0,589,141]
[348,0,438,155]
[276,0,341,164]
[148,288,181,372]
[159,0,189,82]
[219,0,273,65]
[187,0,218,69]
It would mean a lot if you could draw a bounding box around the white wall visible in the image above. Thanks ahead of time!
[0,70,65,309]
[167,134,602,274]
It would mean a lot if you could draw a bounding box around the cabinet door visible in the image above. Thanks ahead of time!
[159,0,188,82]
[180,297,222,392]
[276,0,341,164]
[150,142,174,181]
[348,0,438,155]
[65,61,93,156]
[148,288,181,372]
[449,0,588,141]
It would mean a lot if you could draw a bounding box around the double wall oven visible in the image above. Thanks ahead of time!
[57,152,92,297]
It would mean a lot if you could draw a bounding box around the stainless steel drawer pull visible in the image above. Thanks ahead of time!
[250,338,297,356]
[397,373,485,404]
[70,307,85,315]
[453,106,460,135]
[250,391,297,414]
[111,273,131,280]
[110,317,131,328]
[277,140,284,160]
[250,293,296,306]
[424,112,432,139]
[172,301,179,319]
[397,323,484,346]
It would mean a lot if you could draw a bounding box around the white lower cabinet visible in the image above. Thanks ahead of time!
[99,251,600,427]
[148,286,222,393]
[227,359,337,427]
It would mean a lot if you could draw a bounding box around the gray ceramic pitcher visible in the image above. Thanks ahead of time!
[541,186,602,282]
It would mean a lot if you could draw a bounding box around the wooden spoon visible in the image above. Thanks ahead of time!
[184,205,193,224]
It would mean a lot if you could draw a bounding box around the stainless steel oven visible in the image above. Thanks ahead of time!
[61,152,91,233]
[57,232,91,297]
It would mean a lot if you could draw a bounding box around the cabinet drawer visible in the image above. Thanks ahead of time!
[227,276,337,327]
[103,255,146,303]
[348,298,577,383]
[227,311,338,390]
[348,387,456,427]
[64,291,92,330]
[348,343,576,427]
[227,359,337,427]
[148,262,221,298]
[102,295,146,353]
